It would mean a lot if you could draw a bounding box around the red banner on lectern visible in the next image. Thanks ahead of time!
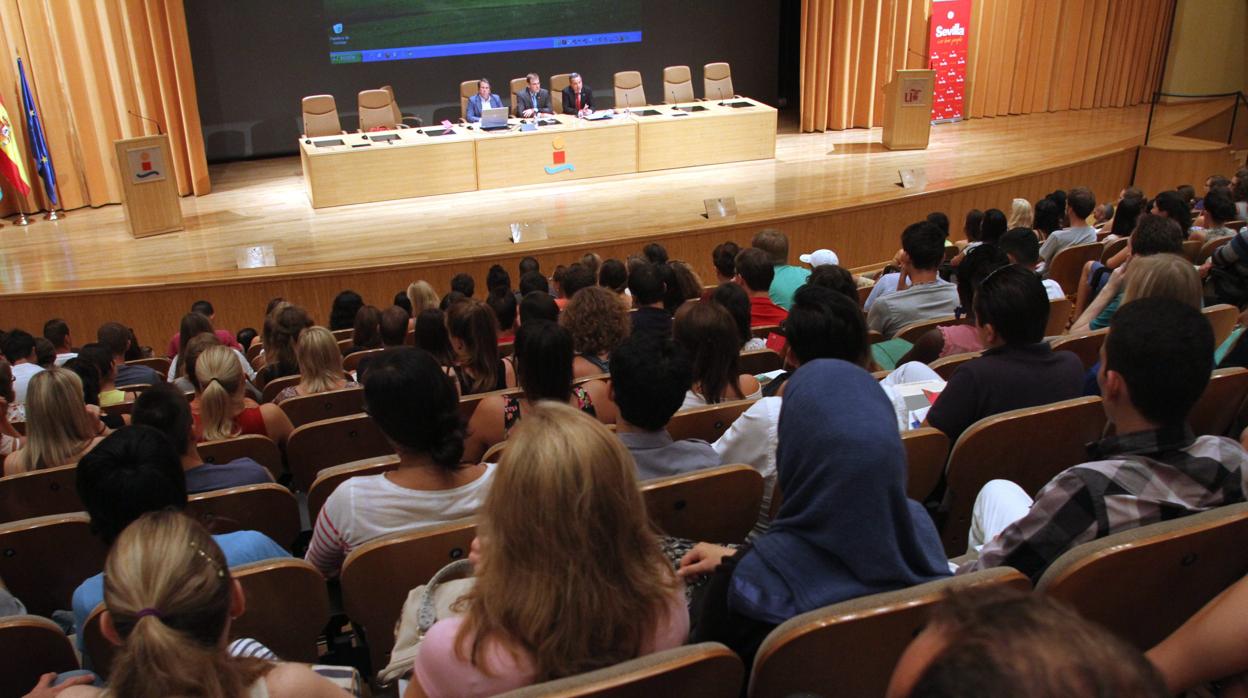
[929,0,970,122]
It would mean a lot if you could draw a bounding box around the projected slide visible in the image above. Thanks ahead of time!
[326,0,642,64]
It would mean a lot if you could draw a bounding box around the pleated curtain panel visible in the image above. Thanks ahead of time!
[800,0,1176,133]
[0,0,209,216]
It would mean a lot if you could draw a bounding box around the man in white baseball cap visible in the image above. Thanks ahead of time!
[799,248,840,267]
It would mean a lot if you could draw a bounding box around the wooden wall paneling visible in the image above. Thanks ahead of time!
[995,0,1024,117]
[1009,0,1036,115]
[1080,0,1110,109]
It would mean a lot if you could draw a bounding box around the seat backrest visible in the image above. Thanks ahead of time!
[739,349,783,375]
[0,464,80,524]
[1099,236,1128,263]
[459,386,524,421]
[126,356,171,376]
[279,387,365,428]
[381,84,402,124]
[341,518,478,673]
[1050,328,1109,370]
[940,396,1108,554]
[198,434,283,481]
[902,427,950,502]
[231,558,331,662]
[343,348,384,372]
[460,79,478,119]
[331,328,353,341]
[82,606,115,678]
[662,65,695,103]
[703,62,734,100]
[1182,238,1203,263]
[510,76,528,116]
[1046,297,1073,337]
[261,374,300,403]
[357,88,396,131]
[1204,303,1239,348]
[307,454,401,522]
[301,94,342,137]
[1047,242,1103,298]
[1038,502,1248,649]
[497,642,744,698]
[1199,235,1233,263]
[186,483,302,552]
[895,316,959,344]
[749,567,1030,698]
[614,71,647,109]
[550,73,572,114]
[1189,367,1248,437]
[928,351,979,380]
[0,513,107,617]
[0,614,80,697]
[666,399,757,443]
[286,413,395,491]
[640,465,763,543]
[750,324,780,340]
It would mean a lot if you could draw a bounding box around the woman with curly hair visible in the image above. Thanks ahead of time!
[560,286,630,378]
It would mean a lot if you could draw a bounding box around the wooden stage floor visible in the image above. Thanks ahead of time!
[0,100,1227,343]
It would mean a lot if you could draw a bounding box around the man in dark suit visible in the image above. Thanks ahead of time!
[465,78,503,123]
[515,72,552,118]
[561,72,594,116]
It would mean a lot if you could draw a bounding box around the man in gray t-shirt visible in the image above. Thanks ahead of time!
[1038,186,1098,271]
[867,220,959,338]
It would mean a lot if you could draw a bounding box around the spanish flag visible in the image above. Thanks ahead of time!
[0,94,32,197]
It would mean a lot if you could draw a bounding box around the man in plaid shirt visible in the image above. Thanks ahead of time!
[959,297,1248,582]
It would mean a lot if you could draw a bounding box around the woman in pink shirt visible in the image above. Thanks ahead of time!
[407,402,689,698]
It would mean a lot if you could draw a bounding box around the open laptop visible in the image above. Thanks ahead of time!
[480,106,509,131]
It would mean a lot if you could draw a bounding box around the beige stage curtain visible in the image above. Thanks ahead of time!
[801,0,1176,132]
[0,0,209,215]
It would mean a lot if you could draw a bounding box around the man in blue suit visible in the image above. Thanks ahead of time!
[466,78,503,123]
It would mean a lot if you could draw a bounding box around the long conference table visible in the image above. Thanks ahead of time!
[299,97,777,208]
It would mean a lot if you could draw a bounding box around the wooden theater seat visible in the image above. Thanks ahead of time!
[640,465,763,543]
[667,399,757,443]
[0,615,80,698]
[0,464,80,524]
[278,387,365,428]
[903,427,950,502]
[186,483,302,552]
[199,434,283,480]
[286,413,394,491]
[0,513,107,617]
[497,642,744,698]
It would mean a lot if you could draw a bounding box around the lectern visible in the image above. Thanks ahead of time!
[113,134,183,238]
[882,69,936,151]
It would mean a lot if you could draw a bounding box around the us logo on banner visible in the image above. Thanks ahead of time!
[929,0,970,122]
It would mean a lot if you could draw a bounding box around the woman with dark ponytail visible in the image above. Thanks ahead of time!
[54,510,347,698]
[304,347,493,578]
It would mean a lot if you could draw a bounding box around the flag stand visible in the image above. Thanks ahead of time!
[13,212,30,226]
[43,208,61,221]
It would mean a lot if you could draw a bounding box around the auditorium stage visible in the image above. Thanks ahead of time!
[0,99,1232,346]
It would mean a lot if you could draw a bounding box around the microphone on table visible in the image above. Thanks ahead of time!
[128,109,164,136]
[623,92,631,114]
[716,87,726,106]
[671,90,681,112]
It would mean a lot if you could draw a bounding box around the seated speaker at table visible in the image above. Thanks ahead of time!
[516,72,553,118]
[466,78,504,123]
[562,72,594,116]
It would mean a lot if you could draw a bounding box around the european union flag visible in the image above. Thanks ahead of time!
[17,57,57,208]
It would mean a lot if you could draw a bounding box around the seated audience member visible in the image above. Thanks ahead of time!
[165,300,239,357]
[407,280,440,316]
[805,263,860,301]
[960,208,985,248]
[1190,188,1238,242]
[561,285,630,377]
[557,263,596,309]
[171,333,222,395]
[551,265,568,299]
[168,311,255,383]
[306,348,494,578]
[273,326,359,404]
[712,282,767,351]
[611,333,719,479]
[465,78,503,123]
[486,287,518,344]
[597,257,627,291]
[1032,197,1061,240]
[34,343,53,370]
[3,329,44,402]
[735,247,789,327]
[448,299,515,395]
[580,252,602,278]
[78,343,130,408]
[518,255,540,277]
[194,345,294,446]
[411,402,687,697]
[0,361,22,456]
[926,266,1083,442]
[413,308,456,369]
[979,208,1007,245]
[343,305,383,356]
[486,264,512,296]
[71,426,289,645]
[1148,575,1248,696]
[1007,198,1034,230]
[58,511,347,698]
[255,304,314,389]
[643,242,669,265]
[628,263,673,337]
[518,290,559,325]
[752,229,810,310]
[1152,189,1194,239]
[451,272,476,299]
[518,270,550,296]
[463,321,614,462]
[680,360,949,668]
[1103,195,1143,246]
[1070,214,1184,333]
[62,358,123,431]
[712,241,740,284]
[926,211,951,239]
[897,245,1010,366]
[664,260,704,315]
[959,298,1246,582]
[328,290,364,331]
[122,326,148,362]
[867,221,959,338]
[998,227,1065,299]
[674,302,761,410]
[886,589,1168,698]
[379,305,410,348]
[132,383,271,494]
[3,368,104,475]
[1038,186,1098,269]
[394,291,413,317]
[236,327,258,353]
[43,318,76,366]
[1203,205,1248,307]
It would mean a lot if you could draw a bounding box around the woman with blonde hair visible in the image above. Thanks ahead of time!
[408,402,688,697]
[273,326,358,404]
[407,280,439,315]
[560,286,630,377]
[3,368,104,475]
[1007,197,1034,230]
[52,510,348,698]
[194,345,293,446]
[1122,253,1203,308]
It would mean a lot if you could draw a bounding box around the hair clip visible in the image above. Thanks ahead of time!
[189,540,226,579]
